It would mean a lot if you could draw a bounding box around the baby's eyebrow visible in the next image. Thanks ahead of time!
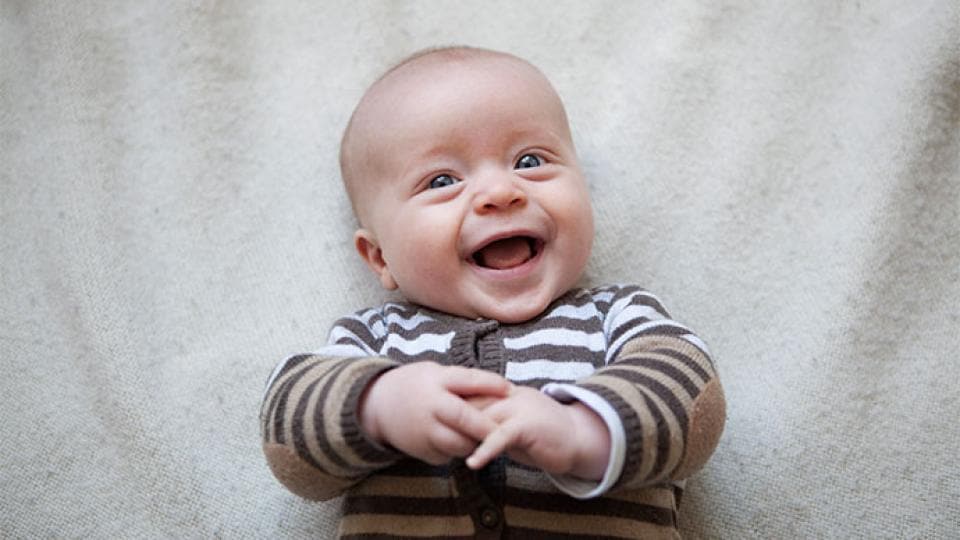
[411,144,459,162]
[506,126,569,148]
[397,147,460,179]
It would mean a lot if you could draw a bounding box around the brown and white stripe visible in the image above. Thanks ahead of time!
[260,285,724,537]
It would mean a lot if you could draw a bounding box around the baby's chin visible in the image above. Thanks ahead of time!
[469,305,546,324]
[435,290,562,324]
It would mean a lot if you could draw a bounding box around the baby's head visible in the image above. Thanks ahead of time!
[340,47,593,323]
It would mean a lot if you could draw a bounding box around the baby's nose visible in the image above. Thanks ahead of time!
[473,173,527,214]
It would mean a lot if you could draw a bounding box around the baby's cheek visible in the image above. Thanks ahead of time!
[554,185,593,219]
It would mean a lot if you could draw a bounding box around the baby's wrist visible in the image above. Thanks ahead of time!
[358,373,387,443]
[566,401,611,480]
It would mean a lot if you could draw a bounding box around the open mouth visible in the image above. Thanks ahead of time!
[471,236,542,270]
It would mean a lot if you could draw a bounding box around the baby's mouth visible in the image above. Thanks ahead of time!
[471,236,541,270]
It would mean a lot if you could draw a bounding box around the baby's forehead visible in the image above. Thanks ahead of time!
[347,53,551,151]
[354,52,556,140]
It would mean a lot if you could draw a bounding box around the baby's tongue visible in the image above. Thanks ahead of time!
[475,237,532,269]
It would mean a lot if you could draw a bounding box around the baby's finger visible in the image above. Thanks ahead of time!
[435,396,498,442]
[475,397,517,424]
[465,395,500,411]
[465,423,519,470]
[427,424,482,460]
[441,366,512,397]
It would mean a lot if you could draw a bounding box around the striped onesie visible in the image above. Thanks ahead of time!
[260,285,725,539]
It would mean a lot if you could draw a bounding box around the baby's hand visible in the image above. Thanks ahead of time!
[466,386,610,480]
[359,362,511,465]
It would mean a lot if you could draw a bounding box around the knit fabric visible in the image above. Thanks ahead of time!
[260,285,725,538]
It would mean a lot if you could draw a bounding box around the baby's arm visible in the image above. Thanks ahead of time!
[260,352,399,501]
[260,311,401,501]
[573,287,725,491]
[262,357,510,501]
[260,311,513,501]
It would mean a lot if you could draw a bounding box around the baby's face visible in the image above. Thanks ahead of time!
[346,55,593,323]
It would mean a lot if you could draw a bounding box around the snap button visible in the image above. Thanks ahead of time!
[479,506,501,529]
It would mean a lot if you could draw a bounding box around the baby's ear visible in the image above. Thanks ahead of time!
[354,229,398,291]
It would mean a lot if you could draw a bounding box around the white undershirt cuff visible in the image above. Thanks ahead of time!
[540,382,626,499]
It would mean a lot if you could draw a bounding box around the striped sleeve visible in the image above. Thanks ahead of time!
[581,286,726,490]
[259,310,402,501]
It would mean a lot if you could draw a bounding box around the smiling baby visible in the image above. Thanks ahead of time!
[260,46,726,539]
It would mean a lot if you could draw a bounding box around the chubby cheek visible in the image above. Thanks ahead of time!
[551,184,595,259]
[577,205,595,259]
[382,210,461,297]
[564,215,594,285]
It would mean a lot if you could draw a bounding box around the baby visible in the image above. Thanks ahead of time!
[260,46,725,539]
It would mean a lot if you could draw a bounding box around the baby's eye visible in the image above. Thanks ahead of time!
[428,174,460,189]
[515,154,543,169]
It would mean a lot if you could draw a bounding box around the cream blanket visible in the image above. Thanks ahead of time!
[2,1,958,537]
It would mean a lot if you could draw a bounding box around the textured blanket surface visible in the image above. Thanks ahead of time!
[2,1,958,538]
